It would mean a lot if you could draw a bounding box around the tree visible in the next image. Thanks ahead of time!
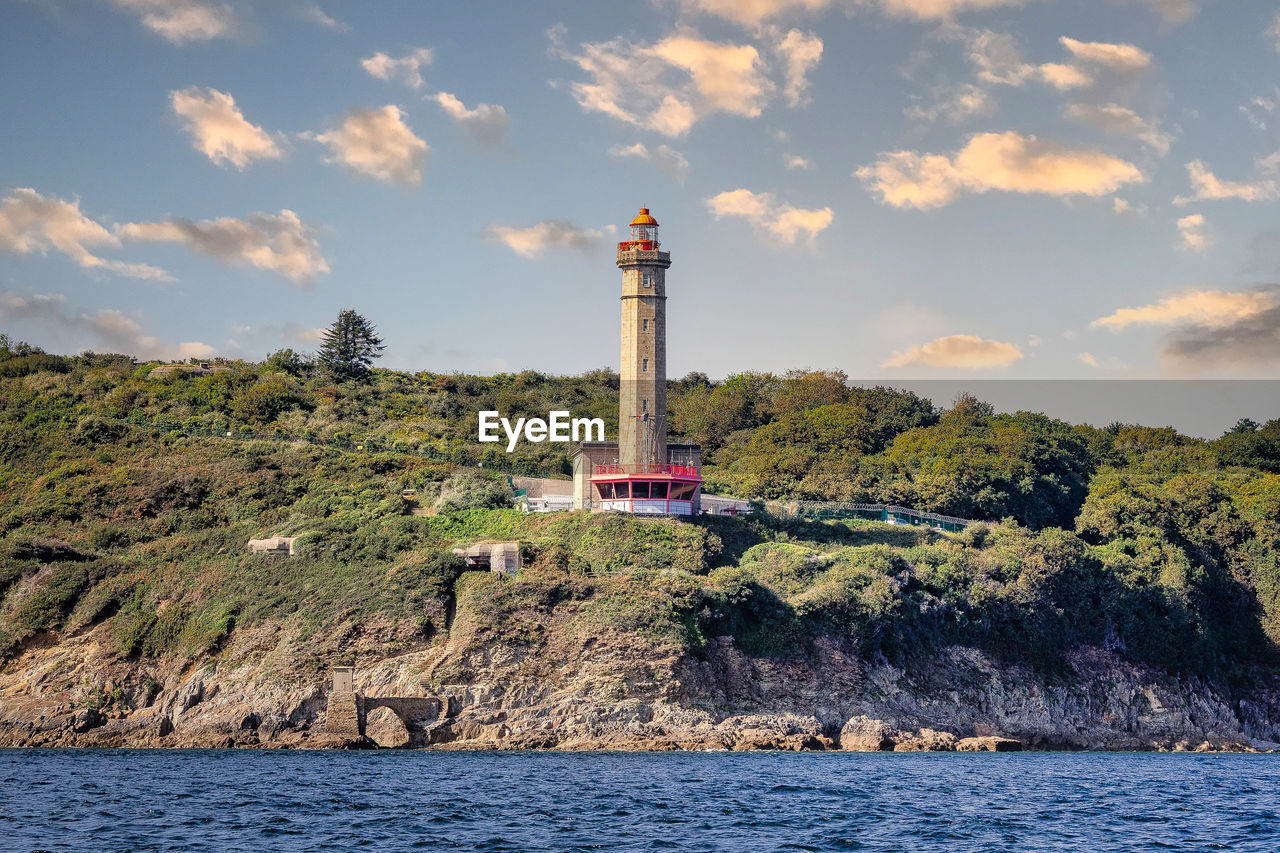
[264,348,314,377]
[317,310,385,381]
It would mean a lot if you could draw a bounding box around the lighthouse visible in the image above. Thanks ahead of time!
[617,207,669,469]
[571,207,703,514]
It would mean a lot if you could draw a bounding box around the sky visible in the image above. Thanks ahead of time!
[1,0,1279,381]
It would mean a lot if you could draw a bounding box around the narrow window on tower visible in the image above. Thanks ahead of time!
[642,358,648,372]
[642,319,649,331]
[642,399,648,413]
[643,273,652,288]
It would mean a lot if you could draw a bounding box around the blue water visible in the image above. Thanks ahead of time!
[2,750,1277,852]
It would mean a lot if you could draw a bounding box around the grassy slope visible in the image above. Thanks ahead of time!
[2,355,1279,692]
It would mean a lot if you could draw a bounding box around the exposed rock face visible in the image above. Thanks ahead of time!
[1,612,1278,752]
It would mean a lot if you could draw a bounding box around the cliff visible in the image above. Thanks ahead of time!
[4,565,1279,753]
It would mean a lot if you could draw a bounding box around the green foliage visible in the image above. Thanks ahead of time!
[317,309,385,382]
[1,340,1278,689]
[434,469,513,513]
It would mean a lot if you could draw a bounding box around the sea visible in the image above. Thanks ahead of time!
[2,750,1277,852]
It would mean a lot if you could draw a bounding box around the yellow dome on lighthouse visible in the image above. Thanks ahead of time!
[630,207,658,226]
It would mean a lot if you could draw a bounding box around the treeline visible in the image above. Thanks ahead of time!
[672,368,1280,529]
[1,340,1279,681]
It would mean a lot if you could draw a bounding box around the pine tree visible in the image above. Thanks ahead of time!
[317,309,385,381]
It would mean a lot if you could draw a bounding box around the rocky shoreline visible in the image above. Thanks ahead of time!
[3,619,1279,753]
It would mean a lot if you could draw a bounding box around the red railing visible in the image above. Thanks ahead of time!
[593,464,700,478]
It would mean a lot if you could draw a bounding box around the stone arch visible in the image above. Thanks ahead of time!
[359,697,444,748]
[364,706,410,748]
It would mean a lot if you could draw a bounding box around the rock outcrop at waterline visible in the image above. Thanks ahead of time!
[2,616,1279,752]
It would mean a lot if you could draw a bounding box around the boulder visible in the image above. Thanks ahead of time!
[957,735,1023,752]
[840,715,897,751]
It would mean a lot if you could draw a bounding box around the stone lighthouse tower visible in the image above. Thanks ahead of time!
[570,207,702,515]
[617,207,670,469]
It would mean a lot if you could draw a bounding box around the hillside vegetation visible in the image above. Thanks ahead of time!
[2,348,1280,692]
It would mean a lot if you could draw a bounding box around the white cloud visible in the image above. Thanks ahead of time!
[1113,198,1146,215]
[1147,0,1197,25]
[0,291,68,319]
[433,92,509,145]
[361,47,433,89]
[112,0,237,44]
[1175,213,1211,252]
[671,0,831,26]
[1093,289,1276,330]
[705,188,833,244]
[553,28,773,136]
[301,4,347,31]
[1058,37,1152,73]
[0,289,212,360]
[0,188,170,280]
[170,87,282,169]
[1037,63,1092,90]
[1174,160,1279,204]
[1064,102,1171,155]
[782,153,814,169]
[118,210,329,283]
[882,334,1023,368]
[773,29,823,107]
[954,28,1093,100]
[608,142,690,182]
[856,131,1144,209]
[486,221,615,258]
[906,83,995,125]
[875,0,1026,19]
[309,106,428,186]
[1270,12,1280,52]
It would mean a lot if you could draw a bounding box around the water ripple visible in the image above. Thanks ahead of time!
[2,750,1279,851]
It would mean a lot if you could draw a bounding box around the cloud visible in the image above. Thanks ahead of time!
[1094,286,1280,370]
[170,87,282,169]
[0,289,213,360]
[883,334,1023,368]
[671,0,831,26]
[118,210,329,283]
[875,0,1026,20]
[1163,303,1280,368]
[433,92,509,145]
[112,0,237,44]
[773,29,823,107]
[361,47,433,89]
[1113,198,1145,216]
[0,290,68,319]
[1058,37,1151,73]
[856,131,1144,209]
[552,28,773,136]
[1147,0,1197,25]
[309,106,428,185]
[1064,102,1171,155]
[0,188,170,280]
[608,142,690,182]
[705,189,833,244]
[782,153,813,169]
[300,4,347,31]
[486,221,615,258]
[1174,160,1279,204]
[1093,288,1277,330]
[1035,63,1092,90]
[1175,213,1211,252]
[1271,12,1280,52]
[906,83,995,125]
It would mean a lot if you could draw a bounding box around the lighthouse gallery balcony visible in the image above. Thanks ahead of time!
[616,242,671,268]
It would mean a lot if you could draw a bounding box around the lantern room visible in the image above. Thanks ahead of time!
[623,207,659,250]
